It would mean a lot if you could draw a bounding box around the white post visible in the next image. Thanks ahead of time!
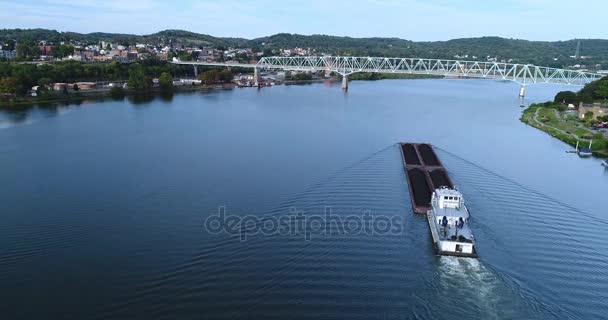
[254,67,260,88]
[518,85,526,98]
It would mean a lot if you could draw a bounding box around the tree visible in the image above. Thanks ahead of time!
[16,40,40,61]
[584,111,595,120]
[177,51,192,61]
[5,39,15,51]
[72,83,79,91]
[128,66,152,92]
[554,91,577,104]
[158,72,173,92]
[199,70,219,84]
[52,45,75,58]
[0,77,18,95]
[37,77,52,87]
[219,69,233,82]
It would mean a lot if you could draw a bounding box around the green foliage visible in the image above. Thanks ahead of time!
[584,111,595,120]
[3,39,15,51]
[158,72,173,92]
[109,86,125,99]
[3,29,608,69]
[37,77,52,87]
[0,76,18,95]
[286,72,313,81]
[554,91,577,104]
[0,60,194,97]
[578,76,608,102]
[52,44,74,58]
[15,40,40,61]
[198,69,233,84]
[128,66,153,92]
[177,51,193,61]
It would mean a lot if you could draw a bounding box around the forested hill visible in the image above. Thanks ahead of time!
[1,28,607,68]
[250,34,608,68]
[0,29,248,49]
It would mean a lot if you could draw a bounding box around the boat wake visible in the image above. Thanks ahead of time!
[434,256,505,319]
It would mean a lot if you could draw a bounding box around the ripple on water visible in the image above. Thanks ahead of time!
[93,145,566,320]
[436,147,608,320]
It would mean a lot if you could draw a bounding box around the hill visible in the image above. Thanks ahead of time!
[1,29,607,68]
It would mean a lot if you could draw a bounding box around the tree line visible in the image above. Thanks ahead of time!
[3,28,608,69]
[554,76,608,104]
[0,60,194,96]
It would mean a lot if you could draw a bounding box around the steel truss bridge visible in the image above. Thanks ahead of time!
[172,56,604,93]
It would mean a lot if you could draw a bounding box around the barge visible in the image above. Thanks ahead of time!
[399,143,477,258]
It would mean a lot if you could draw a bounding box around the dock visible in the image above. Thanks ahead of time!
[399,143,453,214]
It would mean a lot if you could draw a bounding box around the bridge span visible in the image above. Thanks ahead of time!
[171,56,604,95]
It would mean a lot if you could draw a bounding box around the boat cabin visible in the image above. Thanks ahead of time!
[429,187,475,255]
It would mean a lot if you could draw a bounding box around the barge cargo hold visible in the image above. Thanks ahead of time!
[399,143,477,258]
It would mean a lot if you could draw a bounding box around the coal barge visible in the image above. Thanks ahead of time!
[399,143,477,258]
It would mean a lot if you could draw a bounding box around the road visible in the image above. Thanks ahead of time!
[531,107,580,140]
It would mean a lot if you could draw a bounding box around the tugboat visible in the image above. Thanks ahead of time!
[427,187,477,257]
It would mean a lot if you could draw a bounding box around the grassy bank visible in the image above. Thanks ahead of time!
[521,103,608,157]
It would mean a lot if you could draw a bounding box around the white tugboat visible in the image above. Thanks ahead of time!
[427,187,477,257]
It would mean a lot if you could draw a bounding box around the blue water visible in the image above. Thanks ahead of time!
[1,79,607,319]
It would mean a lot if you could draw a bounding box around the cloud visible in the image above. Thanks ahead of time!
[0,0,606,40]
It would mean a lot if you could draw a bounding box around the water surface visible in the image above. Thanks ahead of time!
[1,79,607,319]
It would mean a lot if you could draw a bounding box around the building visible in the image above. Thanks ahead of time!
[0,50,17,59]
[39,45,54,55]
[579,102,608,120]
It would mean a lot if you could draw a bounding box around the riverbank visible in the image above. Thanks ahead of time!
[521,103,608,157]
[349,73,441,81]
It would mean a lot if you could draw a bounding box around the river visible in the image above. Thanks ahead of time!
[1,79,607,319]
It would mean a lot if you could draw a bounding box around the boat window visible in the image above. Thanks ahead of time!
[444,196,448,200]
[454,197,459,201]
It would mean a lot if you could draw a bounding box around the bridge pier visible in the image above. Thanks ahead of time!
[193,65,198,78]
[254,67,261,88]
[519,85,526,98]
[341,74,348,91]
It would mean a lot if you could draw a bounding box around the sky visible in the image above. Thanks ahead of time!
[0,0,606,41]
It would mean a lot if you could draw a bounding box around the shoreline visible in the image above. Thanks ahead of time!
[1,77,436,109]
[520,104,608,158]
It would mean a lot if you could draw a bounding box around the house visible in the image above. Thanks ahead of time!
[0,50,17,59]
[579,102,608,120]
[39,45,54,55]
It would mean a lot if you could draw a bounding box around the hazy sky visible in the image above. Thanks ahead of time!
[0,0,606,41]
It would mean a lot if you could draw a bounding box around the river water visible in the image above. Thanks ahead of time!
[1,79,607,319]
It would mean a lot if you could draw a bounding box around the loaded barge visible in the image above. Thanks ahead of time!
[399,143,477,258]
